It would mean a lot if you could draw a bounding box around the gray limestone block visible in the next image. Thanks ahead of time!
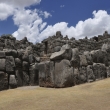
[54,46,61,52]
[84,51,93,65]
[87,65,95,82]
[38,61,54,87]
[23,71,30,86]
[6,56,15,72]
[0,71,8,91]
[0,51,5,58]
[15,58,22,68]
[79,55,88,66]
[22,61,29,71]
[93,63,107,80]
[16,68,23,87]
[0,59,6,71]
[9,75,17,89]
[29,54,35,64]
[79,66,87,83]
[54,59,74,88]
[29,64,39,86]
[71,48,80,67]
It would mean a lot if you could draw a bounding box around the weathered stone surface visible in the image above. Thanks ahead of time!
[91,50,108,65]
[54,46,61,52]
[0,51,5,58]
[29,54,35,64]
[38,61,54,87]
[79,66,87,83]
[54,59,74,87]
[50,48,72,61]
[35,57,40,63]
[22,61,29,71]
[17,49,24,59]
[73,68,80,85]
[6,56,15,72]
[0,59,6,71]
[71,48,80,67]
[16,68,23,87]
[0,71,8,91]
[79,55,88,66]
[106,66,110,77]
[29,64,39,86]
[84,51,93,65]
[15,58,22,68]
[9,75,17,89]
[93,63,107,80]
[87,65,95,82]
[23,71,29,86]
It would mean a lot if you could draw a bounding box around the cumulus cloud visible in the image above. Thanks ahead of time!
[0,3,14,20]
[38,10,110,42]
[0,0,41,8]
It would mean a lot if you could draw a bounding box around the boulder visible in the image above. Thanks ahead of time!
[6,56,15,72]
[71,48,80,67]
[73,68,80,85]
[54,59,74,87]
[16,68,23,87]
[29,64,39,86]
[79,55,88,66]
[15,58,22,68]
[50,44,72,61]
[35,57,40,63]
[87,65,95,82]
[9,75,17,89]
[38,61,54,87]
[0,59,6,71]
[84,51,93,65]
[93,63,107,80]
[22,61,29,71]
[23,71,29,86]
[0,71,8,91]
[79,66,87,83]
[17,49,24,59]
[29,54,35,64]
[0,51,5,58]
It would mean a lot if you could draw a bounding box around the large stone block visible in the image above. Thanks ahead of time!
[0,59,6,71]
[38,61,54,87]
[6,56,15,72]
[9,75,17,89]
[0,51,5,58]
[93,63,107,80]
[23,71,29,86]
[29,54,35,64]
[79,66,87,83]
[87,65,95,82]
[84,51,93,65]
[22,61,29,71]
[54,59,74,88]
[71,48,80,67]
[15,58,22,68]
[29,64,39,86]
[0,71,8,91]
[79,55,88,66]
[16,68,23,87]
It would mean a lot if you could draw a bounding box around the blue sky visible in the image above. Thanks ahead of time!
[0,0,110,43]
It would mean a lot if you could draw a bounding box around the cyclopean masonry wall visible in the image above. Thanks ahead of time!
[0,31,110,90]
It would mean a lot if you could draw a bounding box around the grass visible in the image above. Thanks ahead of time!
[0,78,110,110]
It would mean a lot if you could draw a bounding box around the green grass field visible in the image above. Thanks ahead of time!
[0,78,110,110]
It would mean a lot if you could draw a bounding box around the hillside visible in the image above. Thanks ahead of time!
[0,78,110,110]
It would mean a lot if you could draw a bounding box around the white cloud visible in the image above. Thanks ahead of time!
[0,0,41,8]
[60,5,65,8]
[38,10,110,42]
[43,11,52,18]
[0,3,14,20]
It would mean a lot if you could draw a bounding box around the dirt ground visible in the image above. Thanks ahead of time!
[0,78,110,110]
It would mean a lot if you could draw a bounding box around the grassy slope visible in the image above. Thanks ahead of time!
[0,78,110,110]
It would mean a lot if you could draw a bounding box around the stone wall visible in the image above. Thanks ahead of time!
[0,31,110,90]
